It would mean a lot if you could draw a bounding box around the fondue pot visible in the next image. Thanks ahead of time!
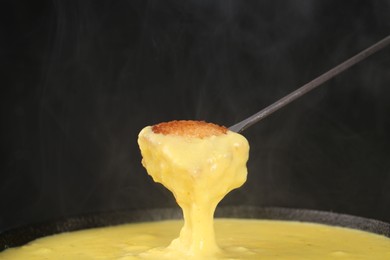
[1,206,389,251]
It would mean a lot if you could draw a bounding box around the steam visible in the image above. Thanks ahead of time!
[2,0,390,231]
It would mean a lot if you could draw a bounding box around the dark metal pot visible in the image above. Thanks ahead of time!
[1,206,389,252]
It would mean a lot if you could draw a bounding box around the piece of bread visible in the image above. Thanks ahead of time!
[152,120,227,138]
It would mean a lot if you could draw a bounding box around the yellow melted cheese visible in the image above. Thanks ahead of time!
[1,219,390,259]
[1,123,390,259]
[138,125,250,257]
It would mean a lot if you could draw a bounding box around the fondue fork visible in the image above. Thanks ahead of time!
[229,35,390,133]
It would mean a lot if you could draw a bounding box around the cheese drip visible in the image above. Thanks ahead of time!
[137,121,249,257]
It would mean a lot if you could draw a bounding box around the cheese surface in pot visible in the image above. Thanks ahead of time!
[1,218,390,259]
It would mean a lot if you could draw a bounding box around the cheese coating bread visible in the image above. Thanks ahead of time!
[152,120,227,138]
[138,120,249,256]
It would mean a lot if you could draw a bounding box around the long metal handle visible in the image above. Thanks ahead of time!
[229,35,390,133]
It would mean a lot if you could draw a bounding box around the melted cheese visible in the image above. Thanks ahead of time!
[138,125,249,257]
[1,219,390,259]
[1,122,390,259]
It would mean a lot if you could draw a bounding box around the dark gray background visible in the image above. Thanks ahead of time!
[1,0,390,231]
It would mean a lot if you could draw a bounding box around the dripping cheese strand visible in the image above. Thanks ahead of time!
[138,120,249,257]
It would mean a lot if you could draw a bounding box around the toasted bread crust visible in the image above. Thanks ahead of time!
[152,120,227,138]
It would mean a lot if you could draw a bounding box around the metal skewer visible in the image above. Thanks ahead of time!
[229,35,390,133]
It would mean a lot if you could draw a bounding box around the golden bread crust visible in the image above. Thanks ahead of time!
[152,120,227,138]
